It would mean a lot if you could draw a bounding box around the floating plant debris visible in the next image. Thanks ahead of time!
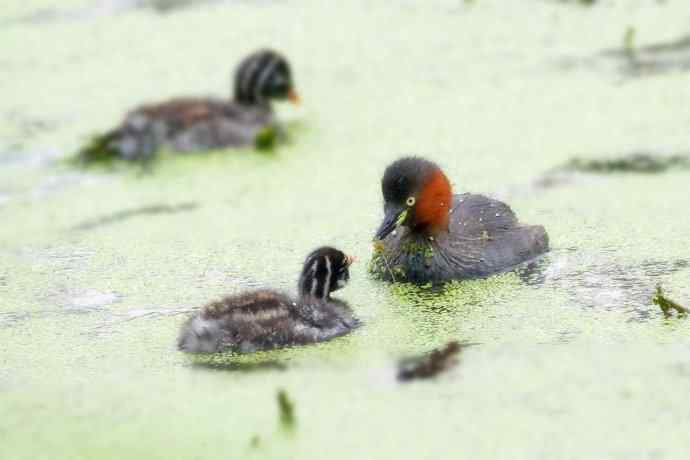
[537,153,690,187]
[70,202,199,231]
[535,153,690,190]
[397,341,463,382]
[600,31,690,77]
[557,30,690,78]
[12,0,221,25]
[636,34,690,56]
[565,153,690,174]
[277,389,296,429]
[652,286,688,318]
[604,33,690,59]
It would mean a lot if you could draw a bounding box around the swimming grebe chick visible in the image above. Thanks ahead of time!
[178,247,357,353]
[80,49,299,161]
[371,157,549,284]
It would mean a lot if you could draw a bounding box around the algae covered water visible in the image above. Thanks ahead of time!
[2,1,690,458]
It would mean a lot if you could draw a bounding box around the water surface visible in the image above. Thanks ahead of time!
[2,1,690,458]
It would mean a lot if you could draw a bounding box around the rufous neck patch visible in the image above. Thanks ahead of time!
[415,169,452,234]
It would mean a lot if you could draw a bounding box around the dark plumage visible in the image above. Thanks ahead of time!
[178,247,358,354]
[371,157,549,284]
[79,49,298,161]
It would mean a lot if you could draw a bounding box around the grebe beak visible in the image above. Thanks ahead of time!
[375,206,407,241]
[287,88,300,105]
[345,255,356,267]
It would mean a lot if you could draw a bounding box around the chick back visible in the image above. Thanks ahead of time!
[177,290,356,353]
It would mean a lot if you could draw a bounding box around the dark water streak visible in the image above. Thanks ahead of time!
[70,202,199,231]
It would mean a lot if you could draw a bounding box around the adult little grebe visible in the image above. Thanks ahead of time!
[178,247,357,353]
[371,157,549,284]
[80,48,298,161]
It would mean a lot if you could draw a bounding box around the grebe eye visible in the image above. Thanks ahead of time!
[406,196,416,206]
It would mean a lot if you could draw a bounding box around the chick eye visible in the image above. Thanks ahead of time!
[406,196,416,206]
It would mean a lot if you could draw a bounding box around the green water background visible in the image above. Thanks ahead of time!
[1,1,690,458]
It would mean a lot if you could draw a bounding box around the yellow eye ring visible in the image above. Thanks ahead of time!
[406,196,416,206]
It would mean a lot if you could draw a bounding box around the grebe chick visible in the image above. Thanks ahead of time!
[178,247,358,353]
[371,157,549,284]
[80,49,298,161]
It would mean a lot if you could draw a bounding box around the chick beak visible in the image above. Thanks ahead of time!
[374,207,407,241]
[345,255,356,267]
[287,88,300,105]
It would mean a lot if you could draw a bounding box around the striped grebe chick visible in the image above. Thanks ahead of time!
[371,157,549,284]
[178,247,358,354]
[80,49,299,161]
